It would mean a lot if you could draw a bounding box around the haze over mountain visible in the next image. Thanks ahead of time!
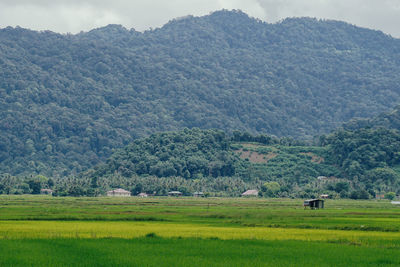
[1,10,400,176]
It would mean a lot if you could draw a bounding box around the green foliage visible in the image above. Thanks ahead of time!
[261,181,281,197]
[1,10,400,176]
[349,189,370,200]
[385,192,396,200]
[94,128,235,179]
[324,128,400,195]
[344,105,400,132]
[2,126,400,197]
[83,129,343,198]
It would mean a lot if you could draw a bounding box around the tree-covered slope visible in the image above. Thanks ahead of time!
[85,128,342,198]
[323,127,400,197]
[2,128,400,198]
[1,10,400,176]
[344,105,400,131]
[86,127,400,198]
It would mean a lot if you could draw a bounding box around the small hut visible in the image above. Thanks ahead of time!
[40,189,53,195]
[107,188,131,197]
[320,194,329,199]
[138,192,148,198]
[168,191,183,197]
[241,190,259,197]
[193,192,205,197]
[303,199,324,209]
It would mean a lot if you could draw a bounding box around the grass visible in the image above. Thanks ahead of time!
[1,196,399,231]
[1,238,400,267]
[0,195,400,266]
[1,220,400,248]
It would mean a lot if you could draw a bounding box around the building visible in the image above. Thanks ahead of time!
[193,192,205,197]
[376,194,385,199]
[241,190,259,197]
[168,191,183,197]
[40,189,53,195]
[107,188,131,197]
[320,194,329,199]
[303,199,324,209]
[138,192,148,198]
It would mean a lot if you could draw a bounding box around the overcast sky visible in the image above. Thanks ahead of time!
[0,0,399,37]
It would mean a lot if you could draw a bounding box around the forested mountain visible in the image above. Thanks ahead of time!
[81,128,400,198]
[1,127,399,197]
[1,10,400,176]
[344,105,400,131]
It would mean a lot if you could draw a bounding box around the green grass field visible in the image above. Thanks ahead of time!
[0,196,399,266]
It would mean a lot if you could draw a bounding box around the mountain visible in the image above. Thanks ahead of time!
[3,127,395,198]
[344,105,400,131]
[1,10,400,176]
[65,127,400,198]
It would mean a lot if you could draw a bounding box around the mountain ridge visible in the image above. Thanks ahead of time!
[1,10,400,176]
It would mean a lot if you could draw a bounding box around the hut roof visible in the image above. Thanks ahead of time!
[242,190,259,196]
[40,189,53,192]
[305,199,320,202]
[108,188,130,194]
[169,191,182,194]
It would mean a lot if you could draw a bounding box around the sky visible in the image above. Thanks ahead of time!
[0,0,399,37]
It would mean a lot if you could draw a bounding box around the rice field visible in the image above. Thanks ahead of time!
[0,196,399,266]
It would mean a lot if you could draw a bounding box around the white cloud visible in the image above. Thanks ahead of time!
[0,0,399,37]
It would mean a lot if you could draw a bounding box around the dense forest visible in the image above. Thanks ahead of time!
[2,128,399,198]
[1,10,400,176]
[344,105,400,131]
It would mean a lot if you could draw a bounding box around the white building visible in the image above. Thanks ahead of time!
[107,188,131,197]
[241,190,259,197]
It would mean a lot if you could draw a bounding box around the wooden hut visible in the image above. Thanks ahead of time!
[40,189,53,195]
[107,188,131,197]
[138,192,148,198]
[168,191,183,197]
[303,199,324,209]
[193,192,205,197]
[241,190,259,197]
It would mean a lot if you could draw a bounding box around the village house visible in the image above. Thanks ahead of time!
[320,194,329,199]
[303,199,324,209]
[168,191,183,197]
[138,192,148,198]
[107,188,131,197]
[40,189,53,195]
[193,192,205,197]
[241,189,259,197]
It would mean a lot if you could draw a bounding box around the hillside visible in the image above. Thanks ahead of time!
[344,105,400,131]
[1,10,400,176]
[83,128,400,198]
[81,129,342,197]
[2,128,399,197]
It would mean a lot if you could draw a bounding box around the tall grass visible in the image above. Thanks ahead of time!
[1,238,399,267]
[1,220,399,248]
[0,196,399,231]
[0,196,399,266]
